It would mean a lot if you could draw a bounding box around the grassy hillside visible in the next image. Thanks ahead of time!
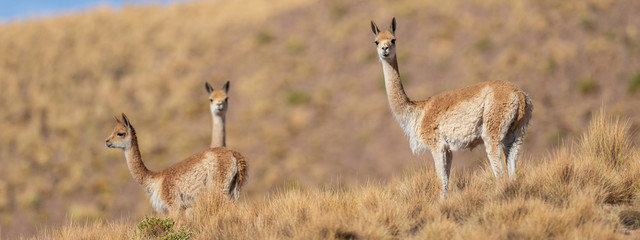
[36,112,640,239]
[0,0,639,237]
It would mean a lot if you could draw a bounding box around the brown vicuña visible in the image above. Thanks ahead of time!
[104,113,247,215]
[205,81,230,148]
[371,18,533,198]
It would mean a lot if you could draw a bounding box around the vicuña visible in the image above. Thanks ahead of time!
[371,18,533,198]
[205,81,230,148]
[105,113,247,215]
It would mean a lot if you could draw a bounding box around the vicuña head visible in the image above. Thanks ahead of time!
[371,18,533,199]
[206,81,229,116]
[371,17,397,60]
[205,81,230,147]
[105,113,247,215]
[105,114,135,149]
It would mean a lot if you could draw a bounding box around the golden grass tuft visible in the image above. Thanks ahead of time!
[581,109,633,168]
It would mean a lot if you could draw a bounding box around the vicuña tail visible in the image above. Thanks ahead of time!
[231,151,248,199]
[512,92,533,131]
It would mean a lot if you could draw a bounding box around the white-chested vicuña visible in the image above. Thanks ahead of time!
[371,18,533,198]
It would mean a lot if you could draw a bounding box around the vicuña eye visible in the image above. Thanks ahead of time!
[391,39,396,44]
[117,132,125,137]
[374,41,379,45]
[209,99,213,103]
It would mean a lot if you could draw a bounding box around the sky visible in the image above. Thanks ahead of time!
[0,0,177,22]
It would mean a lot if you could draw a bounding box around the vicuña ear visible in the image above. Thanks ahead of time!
[370,21,380,36]
[205,82,214,94]
[113,115,121,123]
[391,17,396,34]
[121,113,131,129]
[223,81,230,93]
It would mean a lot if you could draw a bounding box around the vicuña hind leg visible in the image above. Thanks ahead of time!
[483,97,517,180]
[431,148,453,199]
[484,141,505,179]
[504,130,525,180]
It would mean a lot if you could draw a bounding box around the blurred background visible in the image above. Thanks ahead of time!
[0,0,178,22]
[0,0,639,237]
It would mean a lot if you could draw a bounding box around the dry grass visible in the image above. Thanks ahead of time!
[2,0,640,237]
[33,111,640,239]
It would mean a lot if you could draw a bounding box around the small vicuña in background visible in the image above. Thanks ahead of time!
[205,81,230,148]
[371,18,533,198]
[105,114,247,215]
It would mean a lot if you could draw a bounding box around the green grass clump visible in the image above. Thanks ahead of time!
[256,30,274,45]
[543,58,556,74]
[577,77,599,94]
[286,90,311,105]
[135,216,192,240]
[330,3,348,20]
[580,17,596,31]
[286,39,306,54]
[628,72,640,94]
[475,37,491,52]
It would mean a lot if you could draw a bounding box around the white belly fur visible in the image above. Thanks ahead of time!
[147,180,169,213]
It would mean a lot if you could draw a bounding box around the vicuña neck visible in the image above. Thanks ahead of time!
[124,130,155,191]
[381,56,413,119]
[211,114,226,147]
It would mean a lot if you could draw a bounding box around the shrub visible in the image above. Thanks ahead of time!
[134,216,192,240]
